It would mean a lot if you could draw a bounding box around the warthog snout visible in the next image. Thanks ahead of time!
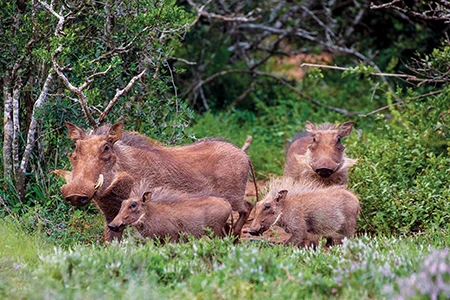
[248,229,261,236]
[248,224,263,236]
[107,223,125,232]
[315,168,334,178]
[65,194,90,206]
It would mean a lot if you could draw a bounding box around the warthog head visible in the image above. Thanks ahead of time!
[303,121,354,178]
[61,122,124,206]
[108,192,151,232]
[248,190,287,236]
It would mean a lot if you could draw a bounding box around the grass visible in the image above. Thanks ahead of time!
[1,217,450,299]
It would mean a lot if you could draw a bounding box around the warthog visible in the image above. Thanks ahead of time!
[108,184,232,242]
[284,121,357,186]
[248,177,360,247]
[60,122,256,241]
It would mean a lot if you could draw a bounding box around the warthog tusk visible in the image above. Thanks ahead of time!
[272,213,283,227]
[94,174,104,191]
[131,213,146,226]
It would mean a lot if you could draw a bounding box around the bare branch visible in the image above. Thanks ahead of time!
[301,63,446,85]
[98,70,147,124]
[20,72,54,175]
[79,65,112,91]
[358,101,403,117]
[37,0,71,35]
[170,57,197,65]
[370,0,402,10]
[371,0,450,22]
[359,89,444,117]
[230,84,254,109]
[52,46,97,126]
[187,0,259,23]
[199,86,210,111]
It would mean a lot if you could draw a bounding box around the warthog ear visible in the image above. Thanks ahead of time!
[142,191,152,203]
[51,169,72,182]
[276,190,288,202]
[107,122,124,144]
[305,121,317,134]
[339,122,354,137]
[343,157,358,169]
[66,122,86,141]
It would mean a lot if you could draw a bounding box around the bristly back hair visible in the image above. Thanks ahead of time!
[311,122,339,131]
[263,176,343,201]
[91,124,162,151]
[130,179,215,203]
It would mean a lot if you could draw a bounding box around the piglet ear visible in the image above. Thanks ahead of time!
[305,121,317,134]
[142,191,152,203]
[107,122,124,144]
[276,190,288,202]
[66,122,86,141]
[339,122,354,137]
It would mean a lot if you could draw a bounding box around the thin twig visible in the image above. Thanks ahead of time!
[358,101,403,117]
[52,46,97,126]
[301,63,446,84]
[170,57,197,65]
[370,0,402,10]
[98,70,147,124]
[187,0,259,22]
[359,89,444,117]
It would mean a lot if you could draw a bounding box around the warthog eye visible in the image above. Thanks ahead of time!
[103,144,111,152]
[130,202,137,209]
[264,204,271,210]
[337,136,341,143]
[70,153,77,161]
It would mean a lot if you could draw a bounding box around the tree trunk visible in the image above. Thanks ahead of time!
[3,77,14,181]
[18,72,54,199]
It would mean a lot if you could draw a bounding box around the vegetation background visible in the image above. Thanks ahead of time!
[1,0,450,298]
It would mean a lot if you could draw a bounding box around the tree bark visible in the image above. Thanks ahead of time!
[3,76,14,181]
[19,72,54,185]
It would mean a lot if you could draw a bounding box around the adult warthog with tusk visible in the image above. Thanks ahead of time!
[58,122,257,241]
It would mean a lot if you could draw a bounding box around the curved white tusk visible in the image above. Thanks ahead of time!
[94,174,104,191]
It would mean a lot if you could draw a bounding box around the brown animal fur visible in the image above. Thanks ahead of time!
[60,122,255,241]
[249,177,360,247]
[108,183,232,242]
[284,121,358,186]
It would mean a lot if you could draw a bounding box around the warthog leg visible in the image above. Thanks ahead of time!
[232,200,253,239]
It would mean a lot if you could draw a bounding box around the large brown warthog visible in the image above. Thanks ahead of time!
[248,177,360,247]
[108,184,232,242]
[284,121,357,186]
[60,122,256,241]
